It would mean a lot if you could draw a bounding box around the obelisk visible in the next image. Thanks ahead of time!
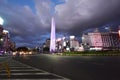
[50,17,56,53]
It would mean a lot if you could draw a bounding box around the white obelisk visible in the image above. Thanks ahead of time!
[50,17,56,53]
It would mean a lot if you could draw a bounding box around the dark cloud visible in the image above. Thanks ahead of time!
[0,0,50,47]
[0,0,120,47]
[55,0,120,34]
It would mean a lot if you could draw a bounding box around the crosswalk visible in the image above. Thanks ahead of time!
[0,58,69,80]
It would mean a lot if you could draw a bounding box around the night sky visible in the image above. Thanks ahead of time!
[0,0,120,48]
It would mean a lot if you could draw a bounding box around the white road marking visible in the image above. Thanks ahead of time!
[0,59,70,80]
[0,72,51,75]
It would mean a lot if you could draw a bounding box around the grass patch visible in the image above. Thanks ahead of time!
[62,50,120,56]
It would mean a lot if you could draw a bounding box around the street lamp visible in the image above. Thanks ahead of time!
[0,38,3,41]
[118,30,120,37]
[0,16,4,25]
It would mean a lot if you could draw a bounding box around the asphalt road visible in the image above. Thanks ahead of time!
[0,56,69,80]
[14,54,120,80]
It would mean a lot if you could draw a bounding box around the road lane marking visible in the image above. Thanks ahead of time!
[0,72,51,75]
[1,59,70,80]
[2,79,68,80]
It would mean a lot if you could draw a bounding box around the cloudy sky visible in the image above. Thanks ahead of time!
[0,0,120,48]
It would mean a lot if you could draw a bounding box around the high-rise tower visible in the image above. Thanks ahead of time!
[50,17,56,52]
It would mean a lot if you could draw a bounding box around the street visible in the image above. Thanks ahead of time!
[14,54,120,80]
[0,56,69,80]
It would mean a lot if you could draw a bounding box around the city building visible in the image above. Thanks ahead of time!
[82,28,120,50]
[82,34,90,50]
[101,32,120,50]
[0,17,14,54]
[9,41,16,51]
[43,35,80,52]
[56,38,63,52]
[45,38,50,48]
[70,36,79,51]
[3,30,10,52]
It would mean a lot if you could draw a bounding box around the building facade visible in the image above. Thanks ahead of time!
[0,25,14,54]
[101,32,120,50]
[82,29,120,50]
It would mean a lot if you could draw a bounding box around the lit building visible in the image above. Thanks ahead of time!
[69,36,80,51]
[101,32,120,50]
[88,33,103,48]
[3,30,11,52]
[82,28,120,50]
[56,38,63,52]
[82,34,90,50]
[43,35,81,52]
[0,17,14,54]
[56,36,80,52]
